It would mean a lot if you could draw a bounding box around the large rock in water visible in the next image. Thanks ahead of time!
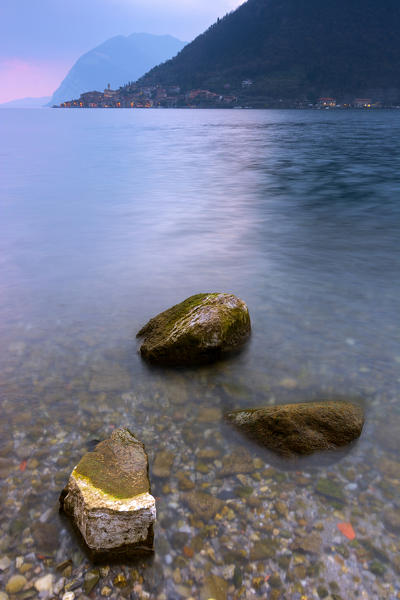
[226,401,364,457]
[137,293,251,365]
[60,429,156,560]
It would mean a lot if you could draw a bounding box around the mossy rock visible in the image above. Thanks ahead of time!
[60,429,156,559]
[137,293,251,365]
[316,478,345,502]
[72,428,149,499]
[225,400,364,457]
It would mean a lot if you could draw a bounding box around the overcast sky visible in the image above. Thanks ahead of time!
[0,0,242,103]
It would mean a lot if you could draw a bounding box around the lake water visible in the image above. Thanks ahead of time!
[0,108,399,599]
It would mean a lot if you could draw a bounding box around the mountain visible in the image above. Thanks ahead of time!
[50,33,186,106]
[0,96,51,109]
[138,0,400,103]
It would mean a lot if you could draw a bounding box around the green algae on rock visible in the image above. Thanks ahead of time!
[225,400,364,457]
[60,428,156,560]
[137,293,251,365]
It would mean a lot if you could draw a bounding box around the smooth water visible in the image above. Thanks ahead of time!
[1,108,399,599]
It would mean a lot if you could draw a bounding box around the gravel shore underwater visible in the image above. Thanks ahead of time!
[1,320,400,600]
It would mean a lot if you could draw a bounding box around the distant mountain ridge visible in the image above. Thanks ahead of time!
[50,33,186,106]
[137,0,400,103]
[0,96,51,109]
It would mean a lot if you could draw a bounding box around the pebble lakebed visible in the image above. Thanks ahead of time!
[0,320,400,600]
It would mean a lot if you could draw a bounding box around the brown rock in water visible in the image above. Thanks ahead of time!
[292,533,323,554]
[200,574,229,600]
[152,450,174,478]
[219,448,254,476]
[383,507,400,533]
[60,428,156,560]
[226,400,364,457]
[137,293,251,365]
[183,491,223,521]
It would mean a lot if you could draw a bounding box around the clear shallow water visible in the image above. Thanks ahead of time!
[0,108,400,599]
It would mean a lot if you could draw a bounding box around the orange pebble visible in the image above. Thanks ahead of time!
[183,545,194,558]
[337,522,356,540]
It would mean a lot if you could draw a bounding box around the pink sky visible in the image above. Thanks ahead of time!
[0,58,73,103]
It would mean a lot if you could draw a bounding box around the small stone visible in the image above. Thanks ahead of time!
[221,564,235,580]
[369,560,386,576]
[252,576,264,589]
[63,593,75,600]
[113,573,128,587]
[316,478,345,503]
[6,575,27,594]
[197,449,220,460]
[84,570,99,594]
[235,485,253,498]
[250,539,278,560]
[200,574,228,600]
[0,593,9,600]
[196,462,211,474]
[53,579,65,595]
[184,491,223,521]
[172,568,182,584]
[292,533,322,554]
[19,563,33,574]
[269,574,282,588]
[274,501,288,518]
[101,586,112,597]
[56,560,73,572]
[253,457,264,469]
[290,565,306,580]
[34,574,54,594]
[219,448,254,476]
[0,556,11,571]
[176,471,195,490]
[152,450,174,478]
[233,565,242,588]
[99,566,110,578]
[384,508,400,532]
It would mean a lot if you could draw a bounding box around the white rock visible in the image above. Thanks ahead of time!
[34,574,54,594]
[61,428,156,557]
[0,556,11,571]
[54,577,65,595]
[39,508,53,523]
[62,592,75,600]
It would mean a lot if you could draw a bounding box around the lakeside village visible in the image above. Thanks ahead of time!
[57,82,397,110]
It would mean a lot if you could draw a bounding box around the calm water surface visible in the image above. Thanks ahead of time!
[0,108,399,599]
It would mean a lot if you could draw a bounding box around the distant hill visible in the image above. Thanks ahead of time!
[0,96,51,109]
[50,33,186,106]
[138,0,400,103]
